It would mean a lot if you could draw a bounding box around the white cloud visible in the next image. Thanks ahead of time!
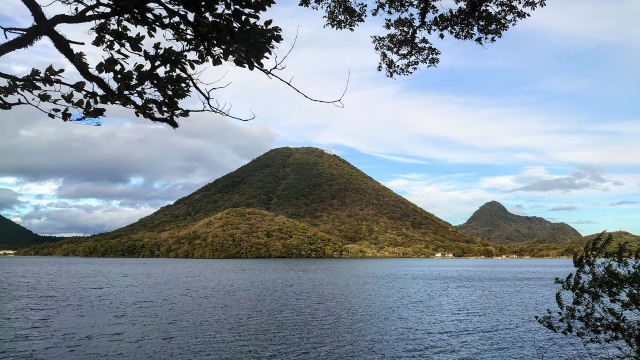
[549,206,579,212]
[370,154,430,164]
[571,220,596,225]
[21,202,156,236]
[383,165,640,233]
[0,106,274,182]
[520,0,640,48]
[608,201,639,206]
[0,105,275,234]
[11,180,62,196]
[507,204,528,216]
[384,175,505,224]
[216,47,640,166]
[0,188,24,211]
[479,167,639,194]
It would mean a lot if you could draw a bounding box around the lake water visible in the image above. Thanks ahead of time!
[0,257,577,359]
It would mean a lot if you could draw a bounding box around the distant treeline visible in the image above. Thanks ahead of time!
[19,209,594,258]
[18,237,584,258]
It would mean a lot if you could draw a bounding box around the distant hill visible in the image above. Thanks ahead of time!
[0,214,57,250]
[457,201,582,244]
[583,231,640,251]
[584,230,639,242]
[22,147,491,258]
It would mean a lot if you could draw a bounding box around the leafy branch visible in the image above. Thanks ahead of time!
[537,232,640,359]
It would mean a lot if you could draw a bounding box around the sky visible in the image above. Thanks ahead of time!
[1,0,639,236]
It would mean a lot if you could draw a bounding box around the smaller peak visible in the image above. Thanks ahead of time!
[462,201,510,226]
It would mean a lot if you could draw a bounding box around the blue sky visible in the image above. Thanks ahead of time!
[0,0,638,236]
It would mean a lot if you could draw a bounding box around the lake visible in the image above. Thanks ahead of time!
[0,257,577,359]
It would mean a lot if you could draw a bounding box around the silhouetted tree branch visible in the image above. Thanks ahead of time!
[1,0,545,127]
[537,232,640,359]
[301,0,546,77]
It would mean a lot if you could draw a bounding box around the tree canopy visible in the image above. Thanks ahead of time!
[537,232,640,359]
[1,0,545,127]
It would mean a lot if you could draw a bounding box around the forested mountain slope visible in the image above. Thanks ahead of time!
[0,214,57,249]
[458,201,582,244]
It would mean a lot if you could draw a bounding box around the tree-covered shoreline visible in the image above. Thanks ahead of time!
[21,208,634,259]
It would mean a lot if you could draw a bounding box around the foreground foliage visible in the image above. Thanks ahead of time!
[537,233,640,359]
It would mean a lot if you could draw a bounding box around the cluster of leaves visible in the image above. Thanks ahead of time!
[537,232,640,359]
[1,0,283,127]
[300,0,546,76]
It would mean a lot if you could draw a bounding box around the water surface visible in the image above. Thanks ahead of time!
[0,257,575,359]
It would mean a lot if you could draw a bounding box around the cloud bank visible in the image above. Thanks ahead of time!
[0,188,24,211]
[0,106,275,234]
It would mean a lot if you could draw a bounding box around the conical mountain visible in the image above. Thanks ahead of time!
[118,147,460,234]
[458,201,582,244]
[0,214,48,250]
[24,147,489,258]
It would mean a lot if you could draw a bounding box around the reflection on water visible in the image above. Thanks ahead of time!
[0,257,575,359]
